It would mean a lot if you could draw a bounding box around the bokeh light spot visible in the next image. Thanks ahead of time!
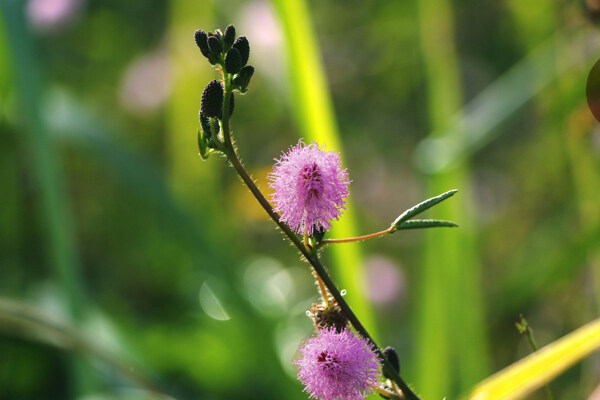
[199,282,230,321]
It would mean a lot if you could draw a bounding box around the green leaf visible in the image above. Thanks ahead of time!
[197,129,214,160]
[391,189,458,229]
[467,318,600,400]
[394,219,458,231]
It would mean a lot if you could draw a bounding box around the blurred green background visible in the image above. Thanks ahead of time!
[1,0,600,399]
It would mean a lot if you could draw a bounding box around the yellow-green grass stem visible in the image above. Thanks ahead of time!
[468,318,600,400]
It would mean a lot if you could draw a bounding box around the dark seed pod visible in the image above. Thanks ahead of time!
[199,112,212,138]
[223,24,236,48]
[201,80,224,118]
[194,30,210,58]
[382,346,400,379]
[308,299,348,332]
[207,36,222,58]
[232,36,250,66]
[225,48,242,74]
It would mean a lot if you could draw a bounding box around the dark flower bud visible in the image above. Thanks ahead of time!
[199,112,212,138]
[225,48,242,74]
[308,299,348,332]
[232,65,254,93]
[207,36,223,59]
[223,24,236,49]
[201,80,224,118]
[232,36,250,66]
[194,30,210,58]
[382,346,400,379]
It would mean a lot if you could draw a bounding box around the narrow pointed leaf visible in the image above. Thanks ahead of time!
[468,318,600,400]
[391,189,458,229]
[394,219,458,231]
[197,129,214,160]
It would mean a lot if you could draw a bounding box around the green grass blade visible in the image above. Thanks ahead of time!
[271,0,376,333]
[467,318,600,400]
[0,0,85,324]
[414,0,489,396]
[1,0,94,393]
[414,29,598,174]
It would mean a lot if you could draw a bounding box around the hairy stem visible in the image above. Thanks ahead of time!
[219,79,420,400]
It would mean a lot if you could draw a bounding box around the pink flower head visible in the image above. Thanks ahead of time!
[269,140,350,235]
[295,327,381,400]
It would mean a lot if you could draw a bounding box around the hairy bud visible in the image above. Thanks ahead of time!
[194,30,210,58]
[232,36,250,67]
[201,80,224,118]
[382,346,400,376]
[223,24,236,49]
[207,36,223,59]
[225,48,242,74]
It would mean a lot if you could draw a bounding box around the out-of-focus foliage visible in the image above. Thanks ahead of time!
[1,0,599,399]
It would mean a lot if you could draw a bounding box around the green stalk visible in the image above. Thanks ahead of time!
[270,0,375,333]
[0,0,91,394]
[0,0,85,320]
[414,0,489,397]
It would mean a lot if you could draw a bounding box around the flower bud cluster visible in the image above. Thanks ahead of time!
[194,25,254,158]
[194,25,254,93]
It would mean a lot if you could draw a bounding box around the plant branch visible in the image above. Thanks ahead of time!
[218,82,420,399]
